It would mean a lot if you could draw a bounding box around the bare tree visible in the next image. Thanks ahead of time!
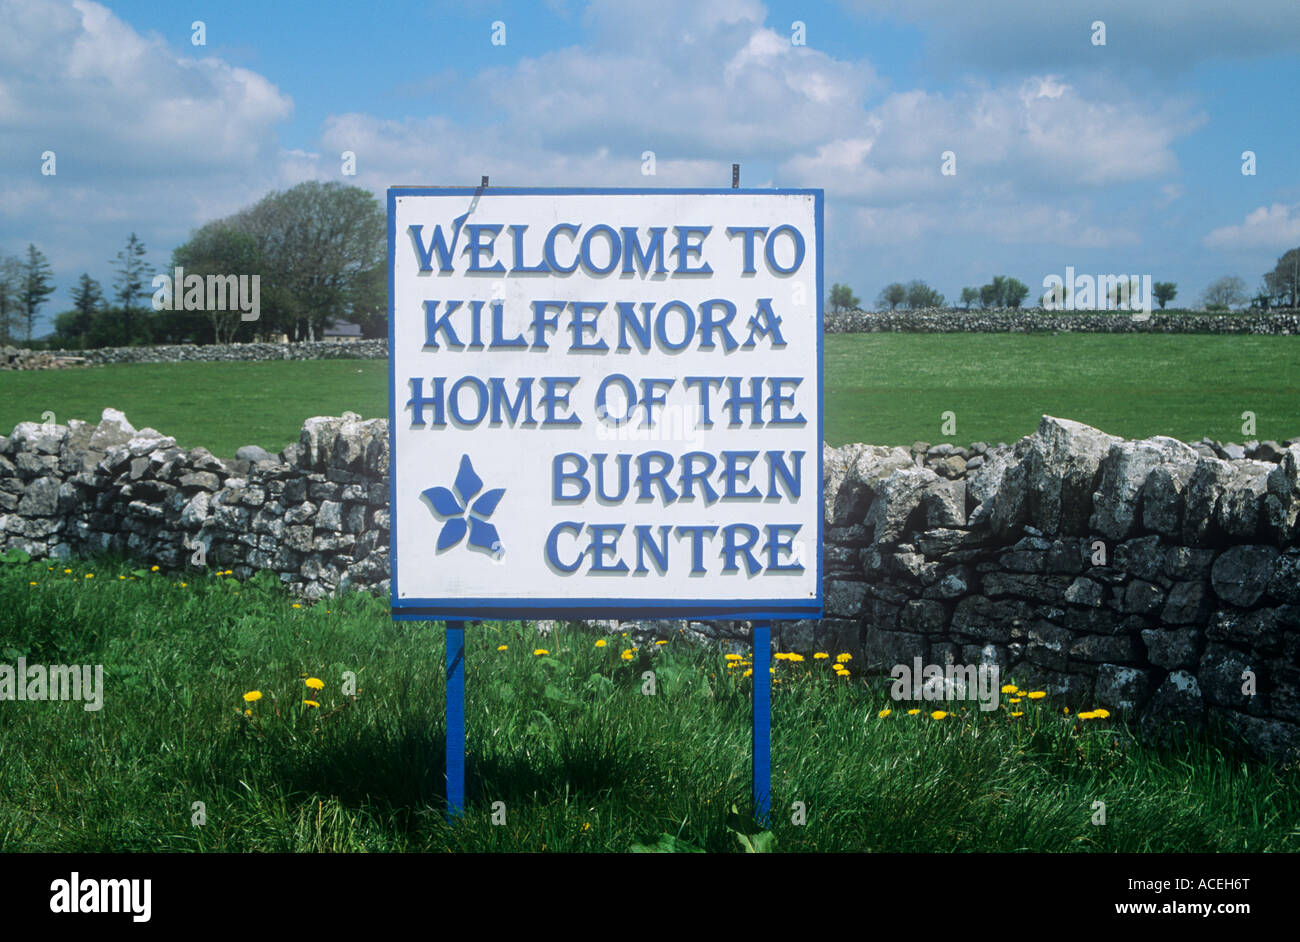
[1202,275,1246,311]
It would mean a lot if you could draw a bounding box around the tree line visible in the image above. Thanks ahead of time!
[828,248,1300,314]
[1,181,386,349]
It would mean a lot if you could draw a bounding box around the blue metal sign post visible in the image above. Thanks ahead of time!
[752,621,771,827]
[445,622,466,821]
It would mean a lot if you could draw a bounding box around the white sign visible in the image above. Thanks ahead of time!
[388,187,823,620]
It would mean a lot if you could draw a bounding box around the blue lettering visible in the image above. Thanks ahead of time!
[764,224,805,274]
[488,377,536,425]
[569,301,610,351]
[636,451,678,503]
[553,453,589,501]
[423,300,464,349]
[764,524,804,572]
[580,225,621,276]
[464,224,506,272]
[620,226,668,275]
[540,377,581,426]
[721,450,761,498]
[544,223,580,274]
[508,224,551,273]
[588,524,629,572]
[765,450,804,499]
[449,376,488,425]
[676,525,718,575]
[722,523,762,575]
[407,376,445,427]
[546,521,584,573]
[616,301,654,351]
[634,525,671,574]
[671,226,713,274]
[725,226,767,274]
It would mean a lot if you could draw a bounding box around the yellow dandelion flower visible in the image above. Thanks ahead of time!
[1009,697,1022,704]
[743,669,753,677]
[533,648,549,656]
[179,582,187,587]
[725,653,742,661]
[1077,711,1097,720]
[773,652,789,660]
[1015,689,1026,697]
[292,603,301,609]
[1094,708,1110,718]
[242,691,262,702]
[655,640,668,645]
[813,652,829,660]
[931,710,948,720]
[85,573,93,579]
[878,708,892,718]
[303,700,320,708]
[118,575,125,580]
[1027,691,1046,700]
[63,568,71,573]
[620,650,634,661]
[582,822,591,831]
[836,653,852,663]
[150,565,159,571]
[1010,711,1024,718]
[305,677,325,690]
[786,653,805,663]
[1063,706,1070,714]
[1001,684,1017,694]
[907,708,921,715]
[28,581,37,586]
[497,644,508,651]
[595,639,607,647]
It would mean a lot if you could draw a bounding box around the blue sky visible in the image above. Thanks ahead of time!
[2,0,1299,334]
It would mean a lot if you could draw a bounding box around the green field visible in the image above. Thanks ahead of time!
[2,334,1297,455]
[2,555,1295,852]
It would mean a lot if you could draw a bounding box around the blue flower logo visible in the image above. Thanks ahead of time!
[422,455,505,554]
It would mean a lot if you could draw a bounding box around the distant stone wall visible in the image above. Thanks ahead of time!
[2,410,1297,761]
[30,340,387,366]
[13,307,1300,370]
[825,308,1300,334]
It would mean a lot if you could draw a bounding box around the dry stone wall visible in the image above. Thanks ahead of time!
[1,410,1297,761]
[14,307,1300,369]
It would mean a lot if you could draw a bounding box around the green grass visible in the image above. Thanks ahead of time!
[823,333,1300,447]
[2,554,1296,852]
[2,335,1300,454]
[0,360,389,458]
[2,334,1297,454]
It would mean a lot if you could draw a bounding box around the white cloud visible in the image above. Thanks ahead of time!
[1204,203,1300,249]
[780,76,1201,202]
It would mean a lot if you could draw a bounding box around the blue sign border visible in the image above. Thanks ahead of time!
[387,186,824,622]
